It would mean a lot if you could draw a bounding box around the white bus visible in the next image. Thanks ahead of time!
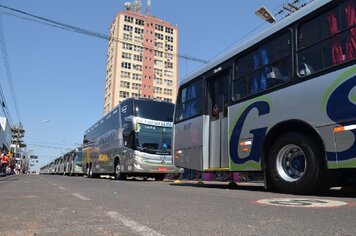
[63,147,83,176]
[83,98,182,180]
[173,0,356,194]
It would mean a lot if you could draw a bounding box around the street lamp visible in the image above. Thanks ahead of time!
[255,6,276,24]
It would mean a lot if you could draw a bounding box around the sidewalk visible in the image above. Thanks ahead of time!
[0,173,10,178]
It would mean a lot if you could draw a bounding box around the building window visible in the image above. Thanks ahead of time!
[165,35,173,42]
[164,79,173,86]
[123,43,133,50]
[133,64,142,71]
[119,91,130,98]
[154,50,163,57]
[165,44,173,51]
[123,25,133,32]
[155,24,164,31]
[164,88,173,95]
[122,52,132,60]
[154,68,163,77]
[154,77,162,84]
[155,33,163,40]
[133,46,143,53]
[163,98,172,102]
[164,70,173,78]
[124,16,133,23]
[120,71,131,79]
[165,53,173,60]
[165,27,173,34]
[121,62,131,69]
[133,54,143,62]
[155,42,163,49]
[165,61,173,69]
[132,83,142,90]
[120,81,130,88]
[132,93,140,98]
[132,73,142,81]
[154,59,163,67]
[123,33,133,41]
[134,35,144,44]
[135,27,144,34]
[153,87,162,94]
[135,19,144,26]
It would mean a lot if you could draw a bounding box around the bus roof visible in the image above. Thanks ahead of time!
[84,98,174,134]
[180,0,332,85]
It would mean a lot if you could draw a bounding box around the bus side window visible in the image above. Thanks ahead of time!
[175,79,203,122]
[233,31,291,101]
[298,0,356,77]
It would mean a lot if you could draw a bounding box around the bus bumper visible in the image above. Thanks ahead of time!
[133,160,183,174]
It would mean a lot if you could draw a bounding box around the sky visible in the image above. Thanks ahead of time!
[0,0,290,170]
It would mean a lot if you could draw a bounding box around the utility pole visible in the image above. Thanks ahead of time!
[11,122,26,154]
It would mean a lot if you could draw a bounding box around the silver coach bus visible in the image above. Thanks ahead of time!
[173,0,356,194]
[64,147,83,176]
[83,98,182,180]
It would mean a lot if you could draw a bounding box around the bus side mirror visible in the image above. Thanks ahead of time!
[83,139,89,146]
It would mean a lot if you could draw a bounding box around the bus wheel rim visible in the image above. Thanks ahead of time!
[115,164,121,175]
[276,144,306,182]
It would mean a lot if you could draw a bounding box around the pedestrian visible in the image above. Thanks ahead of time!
[9,155,16,175]
[1,151,9,174]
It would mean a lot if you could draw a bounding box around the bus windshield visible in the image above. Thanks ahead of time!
[135,123,172,154]
[134,100,174,122]
[75,152,83,166]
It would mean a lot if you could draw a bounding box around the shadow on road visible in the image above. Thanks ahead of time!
[170,181,356,198]
[170,181,266,192]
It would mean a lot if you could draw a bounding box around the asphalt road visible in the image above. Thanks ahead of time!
[0,174,356,236]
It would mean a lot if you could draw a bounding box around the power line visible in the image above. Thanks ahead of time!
[0,4,209,64]
[27,142,75,151]
[0,13,19,123]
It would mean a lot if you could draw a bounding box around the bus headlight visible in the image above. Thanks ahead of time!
[136,156,143,162]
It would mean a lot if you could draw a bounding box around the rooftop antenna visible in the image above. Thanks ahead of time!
[146,0,151,15]
[124,0,142,13]
[133,0,142,13]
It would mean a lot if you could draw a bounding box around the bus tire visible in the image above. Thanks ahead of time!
[88,164,94,178]
[114,159,126,180]
[155,174,165,181]
[267,132,325,194]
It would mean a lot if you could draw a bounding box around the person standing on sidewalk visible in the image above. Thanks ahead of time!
[1,151,9,174]
[9,155,16,175]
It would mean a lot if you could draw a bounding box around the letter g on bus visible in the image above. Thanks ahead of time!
[230,100,270,165]
[326,72,356,161]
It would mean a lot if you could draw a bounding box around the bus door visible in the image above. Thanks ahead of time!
[208,69,230,169]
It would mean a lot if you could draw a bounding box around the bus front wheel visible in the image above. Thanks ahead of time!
[87,164,93,178]
[114,160,126,180]
[267,132,326,194]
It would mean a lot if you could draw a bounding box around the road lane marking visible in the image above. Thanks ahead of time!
[58,186,67,191]
[106,211,165,236]
[0,195,39,199]
[256,198,348,208]
[72,193,90,201]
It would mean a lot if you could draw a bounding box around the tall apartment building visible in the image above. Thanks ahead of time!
[103,7,178,114]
